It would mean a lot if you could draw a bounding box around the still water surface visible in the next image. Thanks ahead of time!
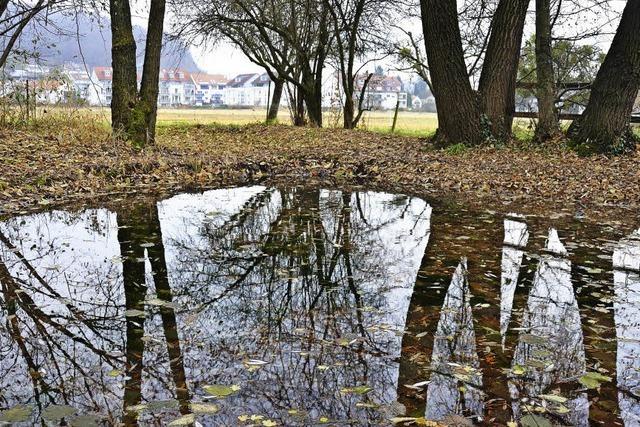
[0,187,638,426]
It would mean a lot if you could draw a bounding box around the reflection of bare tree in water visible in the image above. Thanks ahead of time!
[117,203,191,425]
[0,188,431,425]
[0,210,125,424]
[509,229,588,426]
[424,259,484,423]
[157,187,431,424]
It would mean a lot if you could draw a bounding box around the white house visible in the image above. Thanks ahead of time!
[191,73,227,106]
[356,74,408,110]
[224,73,272,107]
[158,69,196,107]
[64,66,102,105]
[93,67,113,105]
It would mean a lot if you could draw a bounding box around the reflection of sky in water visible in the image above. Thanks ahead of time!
[509,228,588,427]
[425,259,484,422]
[500,219,529,345]
[614,229,640,426]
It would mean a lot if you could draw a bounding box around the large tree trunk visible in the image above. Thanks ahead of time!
[109,0,138,137]
[132,0,166,146]
[478,0,530,141]
[302,68,323,127]
[568,0,640,155]
[535,0,560,141]
[267,79,283,123]
[421,0,482,146]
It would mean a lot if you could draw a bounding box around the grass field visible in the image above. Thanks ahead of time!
[65,106,441,136]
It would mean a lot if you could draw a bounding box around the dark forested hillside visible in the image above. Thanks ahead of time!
[15,12,201,70]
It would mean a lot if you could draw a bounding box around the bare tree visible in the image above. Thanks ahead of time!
[174,0,331,127]
[110,0,166,145]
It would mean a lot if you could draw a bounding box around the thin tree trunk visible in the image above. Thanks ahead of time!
[109,0,138,137]
[568,0,640,155]
[267,79,283,123]
[133,0,166,146]
[343,94,355,129]
[478,0,530,141]
[421,0,482,146]
[535,0,560,141]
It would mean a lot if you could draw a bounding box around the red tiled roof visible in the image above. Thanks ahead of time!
[93,66,113,81]
[159,68,192,82]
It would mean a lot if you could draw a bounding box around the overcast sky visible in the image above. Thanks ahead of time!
[126,0,626,78]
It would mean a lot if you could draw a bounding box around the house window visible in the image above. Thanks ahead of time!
[169,72,174,79]
[178,72,184,79]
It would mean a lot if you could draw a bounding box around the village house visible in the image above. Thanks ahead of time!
[158,69,196,107]
[93,67,114,105]
[356,74,408,110]
[191,73,228,106]
[224,73,272,107]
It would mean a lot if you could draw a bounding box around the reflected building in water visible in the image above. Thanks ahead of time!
[613,229,640,426]
[509,228,589,426]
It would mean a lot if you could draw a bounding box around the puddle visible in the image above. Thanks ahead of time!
[0,186,637,426]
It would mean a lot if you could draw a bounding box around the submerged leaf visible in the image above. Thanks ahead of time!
[190,402,219,414]
[520,415,552,427]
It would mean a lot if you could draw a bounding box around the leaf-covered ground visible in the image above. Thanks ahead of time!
[1,119,639,221]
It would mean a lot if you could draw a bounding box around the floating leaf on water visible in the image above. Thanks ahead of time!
[262,420,277,426]
[579,372,612,389]
[71,414,102,427]
[355,402,381,409]
[42,405,77,421]
[340,385,373,395]
[319,416,329,423]
[520,414,552,427]
[0,404,33,423]
[538,394,568,404]
[250,414,265,421]
[190,402,219,414]
[203,384,240,398]
[124,309,146,318]
[520,334,547,345]
[389,417,417,424]
[317,365,330,371]
[511,365,526,376]
[107,369,122,377]
[146,399,179,412]
[168,414,196,426]
[238,415,250,422]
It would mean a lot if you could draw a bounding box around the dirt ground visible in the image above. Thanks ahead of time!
[1,118,639,224]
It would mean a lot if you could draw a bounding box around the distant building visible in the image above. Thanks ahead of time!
[224,73,272,107]
[158,69,196,107]
[191,73,227,106]
[356,74,408,110]
[93,66,113,105]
